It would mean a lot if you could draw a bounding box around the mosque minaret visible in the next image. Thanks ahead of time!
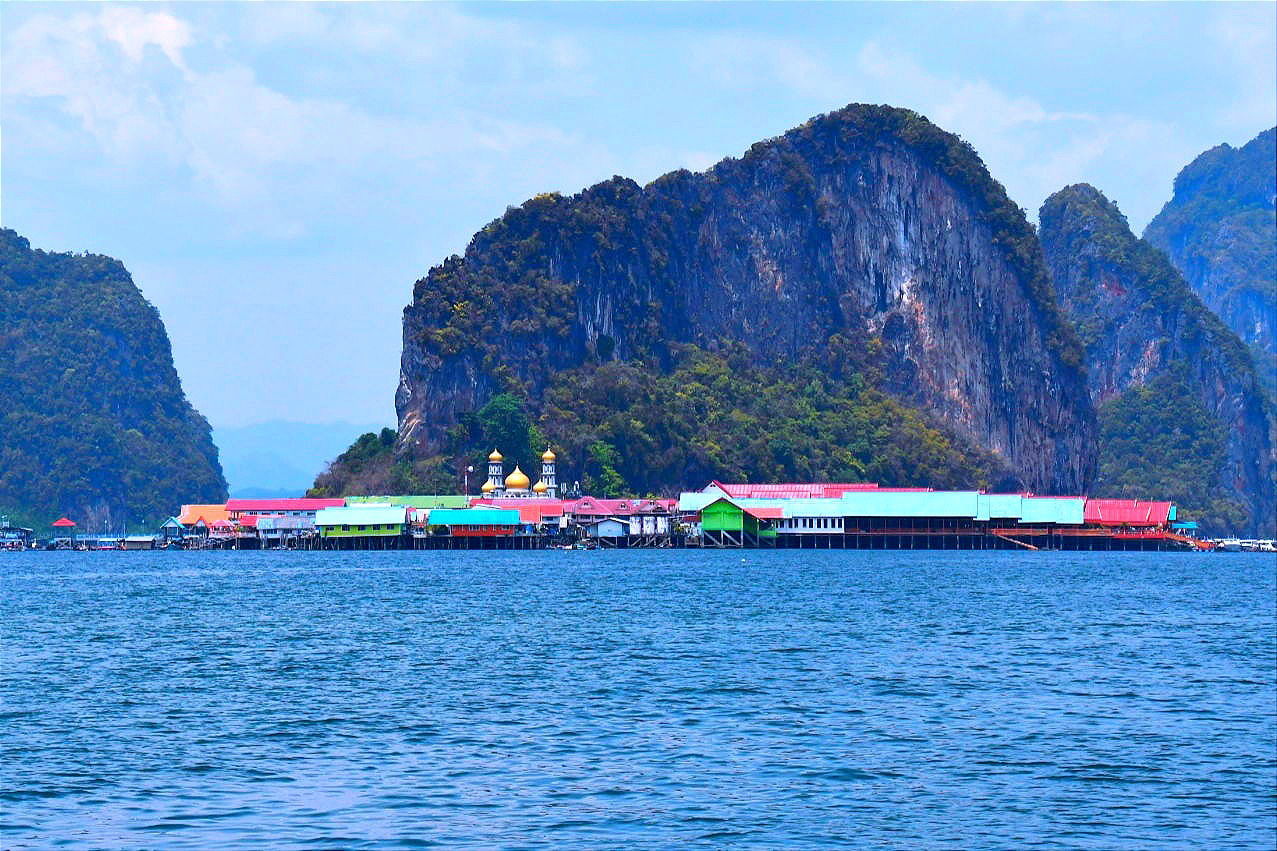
[482,448,558,498]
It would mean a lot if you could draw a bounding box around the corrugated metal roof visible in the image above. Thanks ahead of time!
[471,498,566,516]
[426,508,521,526]
[346,495,470,508]
[257,516,314,530]
[1083,499,1173,526]
[1019,497,1085,525]
[713,481,885,499]
[567,497,676,516]
[976,494,1023,521]
[227,498,345,512]
[179,504,229,525]
[838,490,983,518]
[314,505,409,526]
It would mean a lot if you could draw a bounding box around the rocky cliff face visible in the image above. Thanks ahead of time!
[0,229,227,529]
[1145,128,1276,397]
[1040,185,1275,535]
[397,104,1095,493]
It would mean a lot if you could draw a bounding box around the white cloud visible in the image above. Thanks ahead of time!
[98,6,191,68]
[1209,6,1277,132]
[851,41,1189,227]
[690,32,851,103]
[2,5,606,238]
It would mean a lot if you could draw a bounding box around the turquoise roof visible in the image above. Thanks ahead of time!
[426,508,520,526]
[681,487,1090,525]
[976,494,1023,521]
[838,490,982,518]
[315,505,409,526]
[1017,497,1085,525]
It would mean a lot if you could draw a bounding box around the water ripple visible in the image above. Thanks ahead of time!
[1,549,1273,847]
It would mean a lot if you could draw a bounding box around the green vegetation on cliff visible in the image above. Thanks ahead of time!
[1097,367,1242,529]
[384,103,1097,498]
[1145,127,1276,399]
[0,229,226,530]
[1040,184,1274,535]
[319,341,1009,498]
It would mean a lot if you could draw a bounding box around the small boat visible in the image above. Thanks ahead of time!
[1217,538,1243,552]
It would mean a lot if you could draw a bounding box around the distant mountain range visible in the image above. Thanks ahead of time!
[213,420,390,497]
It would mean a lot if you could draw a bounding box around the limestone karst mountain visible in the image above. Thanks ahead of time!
[0,229,227,529]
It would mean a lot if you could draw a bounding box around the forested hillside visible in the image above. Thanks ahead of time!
[0,229,226,530]
[1040,185,1274,536]
[1145,128,1276,399]
[321,104,1096,497]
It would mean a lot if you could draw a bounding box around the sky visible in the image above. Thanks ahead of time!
[3,2,1274,429]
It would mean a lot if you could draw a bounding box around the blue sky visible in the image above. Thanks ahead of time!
[3,2,1274,429]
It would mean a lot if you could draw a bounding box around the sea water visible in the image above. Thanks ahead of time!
[1,549,1273,848]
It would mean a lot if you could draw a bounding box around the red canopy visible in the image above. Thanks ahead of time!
[51,517,76,528]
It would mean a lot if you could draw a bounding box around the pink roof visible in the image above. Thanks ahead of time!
[1084,499,1173,526]
[225,498,344,512]
[470,498,566,517]
[51,517,76,527]
[567,497,676,516]
[713,481,883,499]
[711,481,940,498]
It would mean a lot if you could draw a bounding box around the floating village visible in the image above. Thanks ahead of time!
[3,449,1269,553]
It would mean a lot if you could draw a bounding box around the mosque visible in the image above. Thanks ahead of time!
[480,448,558,498]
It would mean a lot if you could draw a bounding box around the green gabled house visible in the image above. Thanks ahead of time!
[699,497,779,543]
[315,505,410,539]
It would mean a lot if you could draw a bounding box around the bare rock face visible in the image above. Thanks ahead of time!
[1040,184,1275,536]
[398,104,1095,493]
[1145,128,1276,395]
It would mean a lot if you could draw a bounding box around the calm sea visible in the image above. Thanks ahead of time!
[2,550,1274,848]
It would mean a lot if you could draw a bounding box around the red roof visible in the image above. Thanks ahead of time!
[225,498,345,513]
[1084,499,1173,526]
[51,517,76,527]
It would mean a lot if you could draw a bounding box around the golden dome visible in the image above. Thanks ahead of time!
[533,480,548,494]
[488,449,503,462]
[541,448,556,462]
[480,480,496,493]
[504,466,530,490]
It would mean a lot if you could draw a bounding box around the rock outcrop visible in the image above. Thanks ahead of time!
[1040,184,1274,535]
[1145,128,1276,397]
[395,105,1095,494]
[0,229,227,529]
